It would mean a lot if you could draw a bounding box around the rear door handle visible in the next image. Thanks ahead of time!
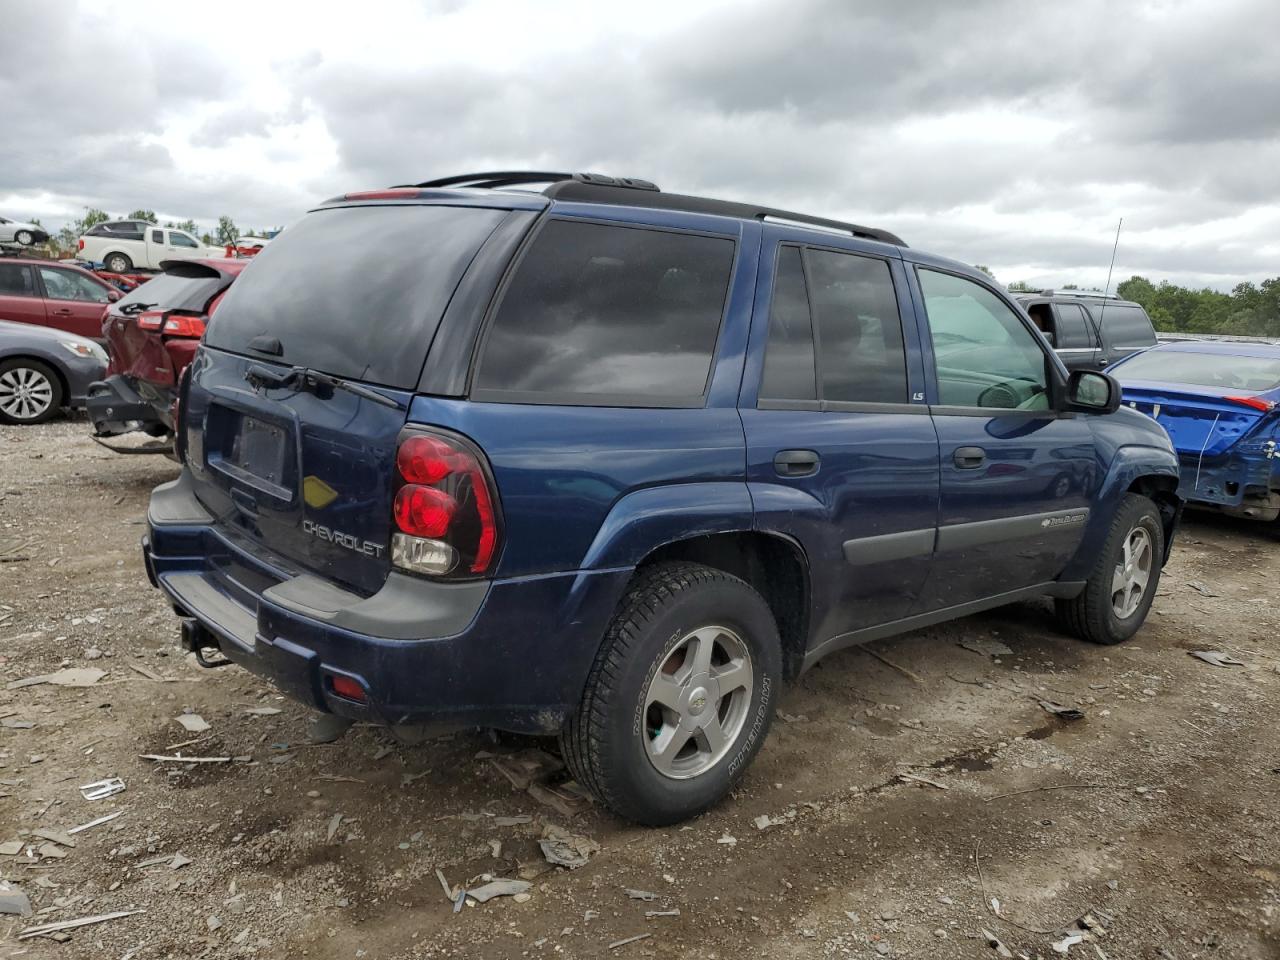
[774,449,820,477]
[953,446,986,469]
[53,308,72,315]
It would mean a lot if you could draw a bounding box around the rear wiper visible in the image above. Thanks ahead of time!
[118,301,156,315]
[245,364,402,410]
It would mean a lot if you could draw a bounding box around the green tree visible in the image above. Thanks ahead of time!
[127,209,158,223]
[1007,280,1035,292]
[164,218,199,234]
[973,264,995,278]
[215,216,239,246]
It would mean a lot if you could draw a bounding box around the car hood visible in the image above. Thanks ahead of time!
[0,319,98,349]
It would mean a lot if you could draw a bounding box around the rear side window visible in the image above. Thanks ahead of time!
[206,205,507,390]
[1053,303,1093,349]
[758,246,907,404]
[759,247,816,401]
[474,220,734,403]
[1093,303,1155,348]
[0,263,34,297]
[151,229,164,244]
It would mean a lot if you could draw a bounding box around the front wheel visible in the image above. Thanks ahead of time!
[14,230,34,246]
[0,359,63,424]
[1055,493,1164,644]
[561,562,780,825]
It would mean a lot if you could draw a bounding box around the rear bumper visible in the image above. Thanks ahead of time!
[144,473,632,733]
[86,376,167,436]
[1178,449,1279,515]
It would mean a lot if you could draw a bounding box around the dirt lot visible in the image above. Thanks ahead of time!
[2,418,1278,960]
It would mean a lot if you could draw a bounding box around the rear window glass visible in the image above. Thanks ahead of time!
[474,220,734,403]
[1116,350,1280,391]
[206,205,506,389]
[115,271,226,315]
[1092,303,1155,347]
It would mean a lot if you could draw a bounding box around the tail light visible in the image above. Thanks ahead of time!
[1224,395,1275,413]
[137,310,166,331]
[162,315,207,338]
[77,238,84,251]
[391,431,501,578]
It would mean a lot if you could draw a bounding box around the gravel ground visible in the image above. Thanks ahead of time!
[1,418,1279,959]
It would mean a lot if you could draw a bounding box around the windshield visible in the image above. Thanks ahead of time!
[115,272,226,314]
[1118,349,1280,392]
[204,204,506,389]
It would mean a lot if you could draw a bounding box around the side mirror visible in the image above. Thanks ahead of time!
[1067,369,1120,414]
[106,289,122,302]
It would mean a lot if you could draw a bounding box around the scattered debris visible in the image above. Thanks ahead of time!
[0,840,23,856]
[1052,933,1086,953]
[80,777,126,800]
[539,824,600,868]
[31,828,76,848]
[898,772,948,790]
[174,714,211,733]
[7,667,106,690]
[528,780,592,818]
[861,647,924,683]
[467,879,532,903]
[779,712,808,723]
[608,933,652,950]
[754,814,782,830]
[646,908,681,919]
[1186,580,1219,597]
[984,783,1122,803]
[625,889,658,901]
[18,910,144,940]
[67,810,123,834]
[139,754,231,763]
[244,706,283,716]
[981,927,1014,958]
[326,814,344,843]
[1037,699,1086,721]
[0,882,33,917]
[493,815,533,827]
[128,662,172,682]
[960,637,1014,658]
[490,749,563,791]
[717,833,738,846]
[37,842,68,860]
[1188,650,1244,668]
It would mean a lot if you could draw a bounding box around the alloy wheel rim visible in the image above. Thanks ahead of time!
[643,625,753,780]
[0,367,54,420]
[1111,526,1152,619]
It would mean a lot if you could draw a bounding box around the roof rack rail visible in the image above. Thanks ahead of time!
[394,170,905,246]
[1024,288,1120,300]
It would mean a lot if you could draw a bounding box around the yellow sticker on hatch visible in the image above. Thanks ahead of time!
[303,475,339,509]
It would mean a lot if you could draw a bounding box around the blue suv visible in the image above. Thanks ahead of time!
[144,171,1182,824]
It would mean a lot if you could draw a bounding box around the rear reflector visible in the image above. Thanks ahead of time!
[330,675,366,702]
[1224,395,1275,412]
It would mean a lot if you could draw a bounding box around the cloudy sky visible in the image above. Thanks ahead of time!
[4,0,1278,290]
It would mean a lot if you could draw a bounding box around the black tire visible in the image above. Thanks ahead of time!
[1055,493,1164,644]
[0,358,64,425]
[104,252,132,273]
[14,229,34,246]
[561,562,781,825]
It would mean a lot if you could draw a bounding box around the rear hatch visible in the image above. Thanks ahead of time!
[188,202,509,595]
[106,265,231,386]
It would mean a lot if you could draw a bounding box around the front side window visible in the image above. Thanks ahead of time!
[0,263,34,297]
[170,232,199,248]
[474,220,734,402]
[806,249,907,403]
[920,269,1050,410]
[39,267,108,303]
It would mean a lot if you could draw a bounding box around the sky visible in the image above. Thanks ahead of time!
[3,0,1279,291]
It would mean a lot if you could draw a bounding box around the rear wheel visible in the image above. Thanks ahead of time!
[0,359,63,425]
[104,252,132,273]
[1055,493,1164,644]
[14,229,34,246]
[561,562,780,825]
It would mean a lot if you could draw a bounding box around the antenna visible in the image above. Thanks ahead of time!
[1095,217,1123,333]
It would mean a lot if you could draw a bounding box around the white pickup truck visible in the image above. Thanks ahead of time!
[78,220,225,273]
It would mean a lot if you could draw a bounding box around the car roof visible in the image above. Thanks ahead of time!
[1,257,103,275]
[1143,340,1280,360]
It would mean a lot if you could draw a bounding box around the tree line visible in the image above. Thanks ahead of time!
[1114,275,1280,338]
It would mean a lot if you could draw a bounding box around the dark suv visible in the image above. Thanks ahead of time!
[1014,290,1157,372]
[144,172,1182,824]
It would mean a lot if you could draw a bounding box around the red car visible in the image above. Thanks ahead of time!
[0,258,122,340]
[87,258,248,447]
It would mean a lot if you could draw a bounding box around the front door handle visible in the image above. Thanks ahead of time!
[953,446,986,469]
[53,308,73,316]
[774,449,820,477]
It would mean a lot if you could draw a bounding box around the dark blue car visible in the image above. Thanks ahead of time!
[1111,339,1280,524]
[144,172,1182,824]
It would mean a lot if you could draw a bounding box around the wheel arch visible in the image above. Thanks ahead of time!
[1127,472,1182,563]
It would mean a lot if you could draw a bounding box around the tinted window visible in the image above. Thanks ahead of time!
[170,232,199,248]
[1116,349,1280,391]
[0,263,34,297]
[104,222,145,240]
[151,229,164,244]
[39,267,108,303]
[920,270,1050,409]
[475,220,733,402]
[760,246,816,401]
[1053,303,1092,349]
[1092,303,1155,348]
[206,205,505,389]
[115,270,225,314]
[807,250,907,403]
